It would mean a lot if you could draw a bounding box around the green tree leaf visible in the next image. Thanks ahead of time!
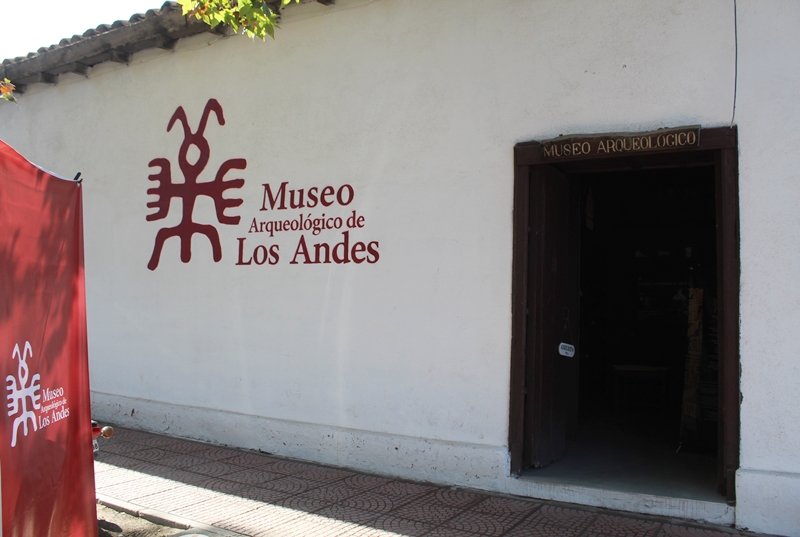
[179,0,300,40]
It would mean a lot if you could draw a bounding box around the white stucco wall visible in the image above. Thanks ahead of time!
[1,0,798,534]
[734,2,800,536]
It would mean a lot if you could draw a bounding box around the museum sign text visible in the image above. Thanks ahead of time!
[541,126,700,161]
[146,99,380,270]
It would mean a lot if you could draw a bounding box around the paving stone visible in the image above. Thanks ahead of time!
[110,458,181,476]
[302,484,365,503]
[97,475,182,500]
[258,476,320,494]
[340,491,401,514]
[390,497,462,525]
[342,474,393,490]
[94,467,145,488]
[128,463,212,486]
[586,514,662,537]
[159,439,214,455]
[275,495,331,513]
[196,477,258,495]
[188,445,242,460]
[269,460,320,475]
[223,452,283,468]
[95,452,148,469]
[223,468,287,486]
[185,460,247,478]
[370,481,437,498]
[125,447,175,463]
[657,524,742,537]
[133,483,219,512]
[109,427,156,445]
[371,515,433,537]
[153,454,209,469]
[235,486,294,505]
[255,512,352,537]
[433,489,486,508]
[472,496,540,517]
[315,504,381,526]
[443,510,529,536]
[423,527,481,537]
[214,504,302,536]
[505,522,582,537]
[526,505,597,530]
[326,527,395,537]
[94,459,121,473]
[291,467,354,483]
[135,435,186,449]
[172,496,264,525]
[505,504,598,537]
[93,427,754,537]
[99,440,153,456]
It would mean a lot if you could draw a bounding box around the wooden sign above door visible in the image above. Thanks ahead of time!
[538,126,700,162]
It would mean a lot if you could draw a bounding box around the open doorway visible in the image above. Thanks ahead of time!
[532,168,720,501]
[509,127,740,503]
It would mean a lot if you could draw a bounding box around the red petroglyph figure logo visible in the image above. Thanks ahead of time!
[146,99,245,270]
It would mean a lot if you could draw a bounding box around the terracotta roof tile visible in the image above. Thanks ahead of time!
[0,0,333,94]
[0,2,209,93]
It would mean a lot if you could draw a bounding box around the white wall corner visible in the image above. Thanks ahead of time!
[735,468,800,537]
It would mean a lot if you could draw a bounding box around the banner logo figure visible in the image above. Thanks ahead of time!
[6,341,41,447]
[146,99,246,270]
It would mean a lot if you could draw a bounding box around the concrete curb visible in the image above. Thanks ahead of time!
[96,494,246,537]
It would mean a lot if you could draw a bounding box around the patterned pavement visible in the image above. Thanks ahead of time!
[95,427,758,537]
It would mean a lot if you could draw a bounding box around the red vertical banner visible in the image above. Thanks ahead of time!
[0,140,96,536]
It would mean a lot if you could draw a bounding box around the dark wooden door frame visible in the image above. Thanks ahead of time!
[508,126,740,501]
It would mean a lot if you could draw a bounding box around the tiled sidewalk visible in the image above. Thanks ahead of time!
[95,427,754,537]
